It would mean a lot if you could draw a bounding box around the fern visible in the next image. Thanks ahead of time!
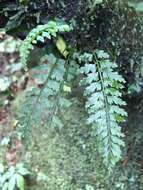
[18,53,78,139]
[79,50,127,170]
[20,21,71,69]
[19,20,128,169]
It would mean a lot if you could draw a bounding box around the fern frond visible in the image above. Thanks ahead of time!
[80,50,127,170]
[20,21,71,69]
[18,53,75,139]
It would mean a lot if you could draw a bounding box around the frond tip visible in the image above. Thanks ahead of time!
[80,50,127,170]
[20,21,71,70]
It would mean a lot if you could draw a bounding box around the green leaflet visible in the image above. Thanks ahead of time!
[20,21,71,69]
[80,50,127,170]
[8,175,16,190]
[2,182,8,190]
[56,36,69,58]
[16,174,25,190]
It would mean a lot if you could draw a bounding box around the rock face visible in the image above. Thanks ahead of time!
[1,0,143,91]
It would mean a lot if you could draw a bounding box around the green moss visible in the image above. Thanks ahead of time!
[22,98,106,190]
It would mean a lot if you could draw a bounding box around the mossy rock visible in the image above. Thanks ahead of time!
[22,98,106,190]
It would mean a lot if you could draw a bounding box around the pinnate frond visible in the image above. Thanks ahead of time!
[80,50,127,170]
[18,54,75,138]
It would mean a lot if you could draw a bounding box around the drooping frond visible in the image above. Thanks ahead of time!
[80,50,127,170]
[18,53,77,139]
[20,21,71,69]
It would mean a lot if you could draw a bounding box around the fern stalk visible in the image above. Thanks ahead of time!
[47,59,70,128]
[94,52,121,168]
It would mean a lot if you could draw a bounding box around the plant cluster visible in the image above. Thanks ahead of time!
[1,0,143,189]
[18,20,127,170]
[0,163,30,190]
